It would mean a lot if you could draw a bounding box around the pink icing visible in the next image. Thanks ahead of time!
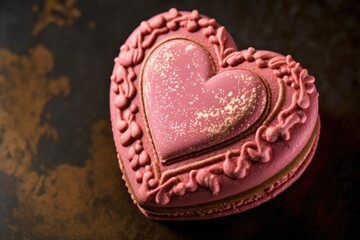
[109,8,320,219]
[143,39,267,162]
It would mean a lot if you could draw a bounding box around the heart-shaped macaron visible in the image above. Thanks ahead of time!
[110,9,320,220]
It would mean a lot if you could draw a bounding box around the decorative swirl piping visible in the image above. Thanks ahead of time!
[111,8,316,205]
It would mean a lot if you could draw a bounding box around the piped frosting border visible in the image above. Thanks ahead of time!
[110,8,317,206]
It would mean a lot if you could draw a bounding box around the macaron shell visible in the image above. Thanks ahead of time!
[109,9,320,220]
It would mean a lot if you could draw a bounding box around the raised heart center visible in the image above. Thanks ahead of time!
[142,39,267,163]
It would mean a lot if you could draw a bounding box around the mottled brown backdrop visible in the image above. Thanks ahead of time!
[0,0,359,239]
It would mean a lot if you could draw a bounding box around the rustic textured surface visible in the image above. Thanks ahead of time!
[0,0,359,239]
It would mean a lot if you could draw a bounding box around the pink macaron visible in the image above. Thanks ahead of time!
[110,8,320,220]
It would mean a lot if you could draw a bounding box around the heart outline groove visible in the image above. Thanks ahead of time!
[139,37,271,164]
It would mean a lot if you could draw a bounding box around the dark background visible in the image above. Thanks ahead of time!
[0,0,359,239]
